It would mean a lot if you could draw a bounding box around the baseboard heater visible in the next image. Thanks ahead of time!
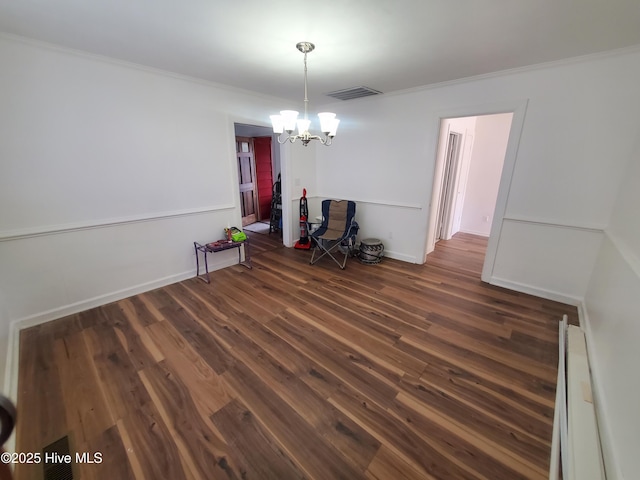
[550,316,606,479]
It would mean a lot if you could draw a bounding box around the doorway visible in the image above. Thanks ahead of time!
[426,112,514,261]
[236,135,277,228]
[236,136,258,226]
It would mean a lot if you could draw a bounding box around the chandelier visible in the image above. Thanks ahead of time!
[270,42,340,147]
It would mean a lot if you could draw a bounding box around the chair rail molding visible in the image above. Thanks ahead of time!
[0,204,236,242]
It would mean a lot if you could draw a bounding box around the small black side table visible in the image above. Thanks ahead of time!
[194,238,252,283]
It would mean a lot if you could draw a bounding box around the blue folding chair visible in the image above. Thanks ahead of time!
[310,200,358,269]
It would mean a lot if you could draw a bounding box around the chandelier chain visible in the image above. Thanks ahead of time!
[303,51,309,120]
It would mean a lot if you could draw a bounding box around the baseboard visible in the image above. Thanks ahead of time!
[458,228,490,237]
[383,250,417,264]
[2,256,239,430]
[7,269,190,335]
[488,276,582,306]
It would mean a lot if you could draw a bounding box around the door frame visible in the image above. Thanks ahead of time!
[426,117,476,256]
[422,99,529,284]
[434,130,464,242]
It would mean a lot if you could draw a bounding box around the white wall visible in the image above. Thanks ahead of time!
[460,113,512,236]
[316,47,640,303]
[280,141,317,247]
[583,138,640,480]
[0,35,287,392]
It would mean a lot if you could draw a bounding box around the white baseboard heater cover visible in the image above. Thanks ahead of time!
[550,316,606,480]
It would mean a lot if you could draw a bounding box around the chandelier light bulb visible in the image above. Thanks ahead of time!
[317,112,338,135]
[269,115,284,134]
[297,119,311,136]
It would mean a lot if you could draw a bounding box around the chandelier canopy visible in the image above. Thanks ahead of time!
[270,42,339,147]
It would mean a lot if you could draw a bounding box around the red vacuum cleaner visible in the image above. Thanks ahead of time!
[294,188,311,250]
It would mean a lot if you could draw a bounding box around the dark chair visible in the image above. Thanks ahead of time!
[310,200,358,269]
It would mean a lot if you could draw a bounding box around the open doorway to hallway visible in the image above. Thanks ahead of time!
[426,112,514,263]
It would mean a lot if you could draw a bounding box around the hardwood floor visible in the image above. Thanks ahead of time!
[15,231,576,479]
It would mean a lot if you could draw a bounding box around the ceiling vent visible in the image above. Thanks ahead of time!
[325,86,382,101]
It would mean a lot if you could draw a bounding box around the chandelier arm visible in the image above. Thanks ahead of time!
[317,135,332,146]
[277,132,335,145]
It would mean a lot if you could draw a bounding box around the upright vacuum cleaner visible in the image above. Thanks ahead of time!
[294,188,311,250]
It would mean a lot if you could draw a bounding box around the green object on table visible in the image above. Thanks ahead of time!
[225,226,247,242]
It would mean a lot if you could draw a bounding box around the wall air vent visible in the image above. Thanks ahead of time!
[325,86,382,101]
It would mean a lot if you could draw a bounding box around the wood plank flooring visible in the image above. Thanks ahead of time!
[15,231,577,479]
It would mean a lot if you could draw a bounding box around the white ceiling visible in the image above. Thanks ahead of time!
[1,0,640,106]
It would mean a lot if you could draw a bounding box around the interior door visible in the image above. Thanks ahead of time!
[237,137,258,226]
[253,137,273,221]
[435,132,462,241]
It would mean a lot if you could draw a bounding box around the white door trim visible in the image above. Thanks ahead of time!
[481,99,528,282]
[422,98,529,281]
